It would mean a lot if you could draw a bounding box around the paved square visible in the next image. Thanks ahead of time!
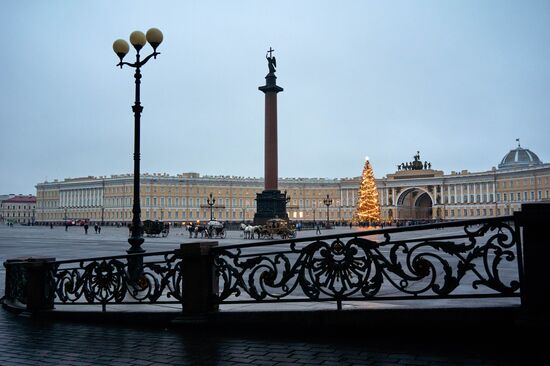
[0,224,532,366]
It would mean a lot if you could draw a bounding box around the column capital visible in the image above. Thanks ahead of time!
[259,73,283,93]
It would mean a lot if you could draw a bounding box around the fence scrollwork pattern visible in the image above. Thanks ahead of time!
[2,217,521,312]
[214,220,520,304]
[54,252,183,305]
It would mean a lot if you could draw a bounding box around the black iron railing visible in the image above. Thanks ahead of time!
[213,216,522,310]
[2,215,524,313]
[54,251,183,311]
[3,250,183,312]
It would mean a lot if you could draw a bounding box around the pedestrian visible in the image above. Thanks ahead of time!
[349,222,352,229]
[315,222,321,235]
[97,225,101,234]
[94,224,98,234]
[50,223,53,229]
[84,223,89,234]
[65,223,68,231]
[188,223,195,238]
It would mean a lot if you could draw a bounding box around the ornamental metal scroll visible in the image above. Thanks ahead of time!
[54,252,183,305]
[213,220,520,304]
[4,263,29,305]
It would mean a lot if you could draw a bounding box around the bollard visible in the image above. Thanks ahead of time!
[519,202,550,319]
[3,256,56,312]
[177,241,219,314]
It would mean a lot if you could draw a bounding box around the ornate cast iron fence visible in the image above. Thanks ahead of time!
[3,250,183,312]
[213,216,522,310]
[54,251,183,311]
[3,215,525,313]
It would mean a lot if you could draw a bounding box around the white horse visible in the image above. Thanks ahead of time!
[240,223,261,239]
[240,223,248,238]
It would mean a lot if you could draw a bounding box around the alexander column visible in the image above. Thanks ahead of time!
[254,48,288,225]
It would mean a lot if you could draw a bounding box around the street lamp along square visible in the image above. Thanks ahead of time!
[112,28,163,255]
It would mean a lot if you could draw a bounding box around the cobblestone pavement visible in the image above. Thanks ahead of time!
[0,308,539,366]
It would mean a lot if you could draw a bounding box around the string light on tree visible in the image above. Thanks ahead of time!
[354,157,381,222]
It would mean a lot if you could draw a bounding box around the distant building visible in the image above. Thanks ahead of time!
[34,143,549,224]
[378,143,549,221]
[35,174,356,224]
[0,194,15,222]
[1,195,36,224]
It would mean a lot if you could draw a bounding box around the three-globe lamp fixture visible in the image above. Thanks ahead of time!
[113,28,163,65]
[112,28,163,256]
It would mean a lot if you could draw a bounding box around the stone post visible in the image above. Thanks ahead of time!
[177,241,219,314]
[3,256,56,312]
[519,202,550,319]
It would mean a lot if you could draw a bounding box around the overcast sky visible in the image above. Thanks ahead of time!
[1,0,549,194]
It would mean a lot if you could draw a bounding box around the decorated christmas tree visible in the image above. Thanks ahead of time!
[354,158,381,222]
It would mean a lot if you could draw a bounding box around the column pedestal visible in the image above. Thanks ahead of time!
[254,190,288,225]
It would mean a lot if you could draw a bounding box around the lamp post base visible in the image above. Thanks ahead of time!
[127,237,145,254]
[128,222,145,254]
[127,235,145,282]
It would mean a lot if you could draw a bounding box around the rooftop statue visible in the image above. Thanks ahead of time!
[266,47,277,73]
[397,151,433,171]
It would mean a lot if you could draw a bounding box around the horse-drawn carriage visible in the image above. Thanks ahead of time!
[263,218,296,239]
[143,220,170,237]
[187,220,226,239]
[206,220,226,239]
[241,219,296,240]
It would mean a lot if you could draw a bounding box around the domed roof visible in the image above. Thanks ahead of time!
[498,140,542,169]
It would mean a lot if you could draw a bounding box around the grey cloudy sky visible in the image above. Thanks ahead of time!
[1,0,549,194]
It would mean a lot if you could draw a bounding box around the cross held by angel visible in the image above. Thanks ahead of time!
[266,47,277,73]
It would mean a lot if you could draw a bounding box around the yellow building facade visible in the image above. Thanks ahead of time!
[35,145,549,224]
[35,172,359,224]
[378,145,549,221]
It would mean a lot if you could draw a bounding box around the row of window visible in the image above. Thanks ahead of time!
[39,201,57,208]
[497,190,549,202]
[37,206,355,221]
[382,190,549,206]
[134,197,255,209]
[65,196,350,210]
[445,207,518,217]
[500,176,549,188]
[1,205,36,210]
[291,211,353,219]
[443,194,495,204]
[2,212,34,217]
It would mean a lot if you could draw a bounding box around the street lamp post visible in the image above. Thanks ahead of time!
[323,194,333,229]
[113,28,163,255]
[207,193,216,221]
